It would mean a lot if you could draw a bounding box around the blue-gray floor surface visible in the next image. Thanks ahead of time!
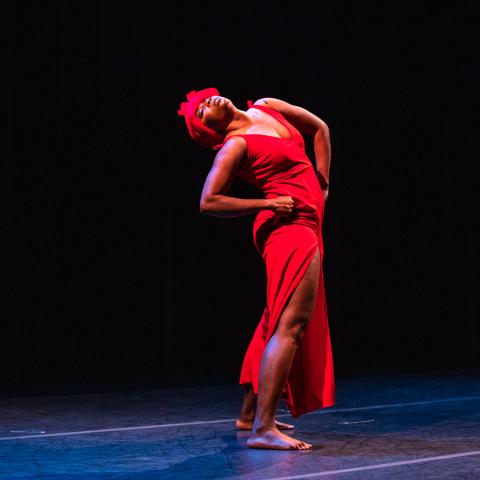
[0,369,479,479]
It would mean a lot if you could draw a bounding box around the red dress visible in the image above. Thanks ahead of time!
[221,103,335,418]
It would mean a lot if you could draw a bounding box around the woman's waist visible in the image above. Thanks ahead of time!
[252,211,322,254]
[262,179,322,202]
[261,189,324,217]
[253,209,321,235]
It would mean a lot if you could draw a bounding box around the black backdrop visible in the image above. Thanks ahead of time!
[5,2,479,393]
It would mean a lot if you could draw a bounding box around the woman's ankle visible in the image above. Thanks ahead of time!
[252,418,276,434]
[237,413,255,422]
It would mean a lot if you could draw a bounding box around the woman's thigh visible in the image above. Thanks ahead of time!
[276,248,320,338]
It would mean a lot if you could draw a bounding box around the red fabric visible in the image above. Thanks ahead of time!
[220,103,335,417]
[177,88,224,149]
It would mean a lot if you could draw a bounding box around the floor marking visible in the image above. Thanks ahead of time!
[262,450,480,479]
[0,419,234,441]
[0,395,479,441]
[306,395,480,416]
[337,419,374,425]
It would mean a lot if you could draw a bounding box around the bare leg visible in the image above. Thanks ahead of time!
[236,384,256,428]
[236,384,294,430]
[247,249,320,450]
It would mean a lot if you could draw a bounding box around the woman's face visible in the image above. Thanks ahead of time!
[196,95,233,131]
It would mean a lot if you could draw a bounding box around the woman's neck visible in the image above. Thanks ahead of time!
[225,109,257,135]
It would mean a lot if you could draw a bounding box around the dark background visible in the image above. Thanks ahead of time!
[4,2,479,395]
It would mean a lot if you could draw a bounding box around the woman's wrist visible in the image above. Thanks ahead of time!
[263,198,275,211]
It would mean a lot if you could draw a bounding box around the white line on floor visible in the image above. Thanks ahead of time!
[0,395,479,441]
[262,450,480,479]
[307,395,480,415]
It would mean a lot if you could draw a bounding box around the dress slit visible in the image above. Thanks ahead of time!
[240,223,335,418]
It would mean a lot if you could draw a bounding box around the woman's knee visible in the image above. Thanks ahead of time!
[278,310,312,343]
[291,315,310,343]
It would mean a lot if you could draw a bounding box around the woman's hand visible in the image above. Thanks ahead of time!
[270,196,295,216]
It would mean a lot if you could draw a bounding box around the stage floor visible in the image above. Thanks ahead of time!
[1,369,479,479]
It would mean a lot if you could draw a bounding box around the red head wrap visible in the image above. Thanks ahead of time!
[178,88,224,149]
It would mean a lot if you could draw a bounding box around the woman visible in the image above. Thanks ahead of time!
[178,88,335,450]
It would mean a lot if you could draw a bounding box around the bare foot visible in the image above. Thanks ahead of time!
[247,427,312,450]
[236,418,294,431]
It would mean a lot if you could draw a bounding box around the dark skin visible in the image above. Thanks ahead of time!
[197,94,331,450]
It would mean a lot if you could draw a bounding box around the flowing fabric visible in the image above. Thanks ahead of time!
[219,103,335,417]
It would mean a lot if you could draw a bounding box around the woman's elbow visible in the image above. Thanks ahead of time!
[318,119,329,134]
[199,196,212,214]
[314,120,330,141]
[199,201,208,215]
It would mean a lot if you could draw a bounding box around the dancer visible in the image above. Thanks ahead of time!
[178,88,335,450]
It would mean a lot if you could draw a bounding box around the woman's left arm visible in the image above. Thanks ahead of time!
[254,97,331,201]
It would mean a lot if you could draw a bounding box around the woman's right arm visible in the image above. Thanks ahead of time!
[199,137,294,218]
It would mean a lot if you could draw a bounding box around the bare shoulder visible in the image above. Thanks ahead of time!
[219,135,247,154]
[253,97,326,135]
[213,135,247,170]
[253,97,314,120]
[253,97,292,113]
